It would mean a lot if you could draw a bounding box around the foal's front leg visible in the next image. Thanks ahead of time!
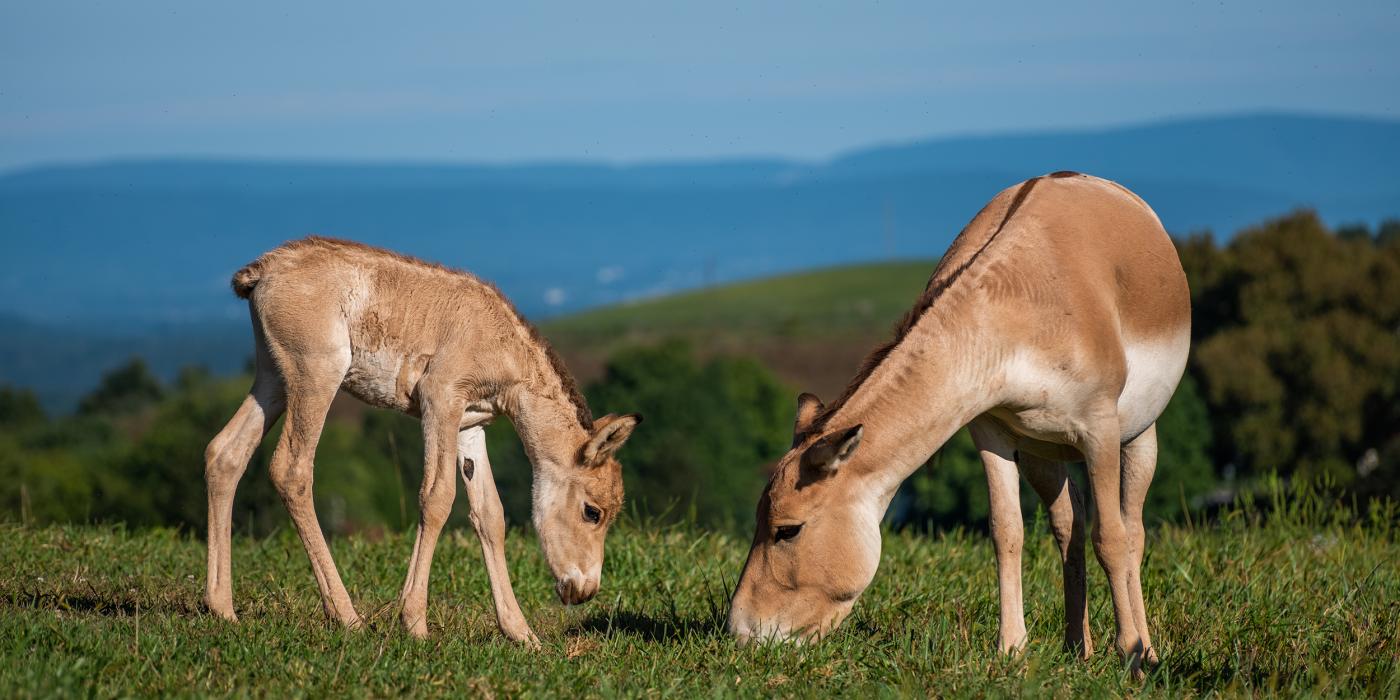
[458,426,540,647]
[398,399,462,638]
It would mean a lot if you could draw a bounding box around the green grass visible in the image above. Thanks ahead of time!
[2,502,1396,698]
[546,261,935,345]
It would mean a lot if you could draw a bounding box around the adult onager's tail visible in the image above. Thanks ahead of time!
[231,263,262,299]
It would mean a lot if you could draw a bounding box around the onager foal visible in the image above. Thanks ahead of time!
[204,237,640,643]
[728,173,1190,675]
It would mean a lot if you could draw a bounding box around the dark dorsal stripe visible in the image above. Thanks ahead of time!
[798,176,1043,441]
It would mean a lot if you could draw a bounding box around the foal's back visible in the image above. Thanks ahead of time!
[234,237,523,414]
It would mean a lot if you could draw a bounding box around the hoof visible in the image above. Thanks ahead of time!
[401,615,428,639]
[203,597,239,623]
[504,625,542,650]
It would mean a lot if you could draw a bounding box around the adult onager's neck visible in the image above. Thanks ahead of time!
[806,282,1000,503]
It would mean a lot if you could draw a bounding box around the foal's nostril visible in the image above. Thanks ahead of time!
[555,575,598,605]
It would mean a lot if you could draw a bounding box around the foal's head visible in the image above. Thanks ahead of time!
[533,412,640,605]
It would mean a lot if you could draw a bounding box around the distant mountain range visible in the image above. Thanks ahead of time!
[2,112,1398,410]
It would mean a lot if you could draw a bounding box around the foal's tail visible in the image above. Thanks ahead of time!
[231,262,262,299]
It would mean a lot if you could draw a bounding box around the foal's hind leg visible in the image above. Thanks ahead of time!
[1120,424,1160,667]
[204,315,286,621]
[266,345,361,627]
[1019,454,1093,658]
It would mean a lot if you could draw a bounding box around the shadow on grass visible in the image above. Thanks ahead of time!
[568,609,725,642]
[2,591,197,617]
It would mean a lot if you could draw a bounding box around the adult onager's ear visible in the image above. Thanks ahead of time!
[800,424,863,476]
[582,413,643,467]
[792,392,824,443]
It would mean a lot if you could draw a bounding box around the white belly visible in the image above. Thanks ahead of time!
[1116,328,1190,442]
[987,325,1190,452]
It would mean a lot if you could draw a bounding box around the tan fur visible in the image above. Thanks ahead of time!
[204,237,639,643]
[728,173,1189,677]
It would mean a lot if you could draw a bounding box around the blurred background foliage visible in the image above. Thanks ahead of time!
[1,211,1396,534]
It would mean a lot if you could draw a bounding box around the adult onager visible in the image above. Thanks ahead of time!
[204,237,640,643]
[727,172,1189,673]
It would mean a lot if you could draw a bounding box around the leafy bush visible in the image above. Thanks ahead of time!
[1181,212,1400,485]
[583,341,792,528]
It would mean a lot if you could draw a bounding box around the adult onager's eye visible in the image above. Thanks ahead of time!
[583,504,602,524]
[774,524,803,542]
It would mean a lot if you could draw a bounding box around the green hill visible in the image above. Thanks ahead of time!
[547,260,935,342]
[546,260,937,397]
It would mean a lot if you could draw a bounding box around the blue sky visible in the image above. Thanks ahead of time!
[3,1,1398,171]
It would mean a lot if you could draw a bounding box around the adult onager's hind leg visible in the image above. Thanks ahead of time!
[1080,407,1146,675]
[398,398,463,638]
[968,420,1027,653]
[1019,454,1093,658]
[458,426,539,646]
[267,348,361,627]
[204,323,286,621]
[1120,424,1160,667]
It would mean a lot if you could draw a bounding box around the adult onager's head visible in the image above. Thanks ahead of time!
[728,394,879,642]
[727,173,1189,677]
[532,412,640,605]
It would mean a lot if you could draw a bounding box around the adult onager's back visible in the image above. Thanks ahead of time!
[728,172,1189,675]
[204,237,641,642]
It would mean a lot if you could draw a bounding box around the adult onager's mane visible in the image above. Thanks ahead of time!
[231,235,593,430]
[800,173,1056,440]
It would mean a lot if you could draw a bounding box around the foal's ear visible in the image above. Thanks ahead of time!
[582,413,643,467]
[792,392,824,441]
[800,424,863,476]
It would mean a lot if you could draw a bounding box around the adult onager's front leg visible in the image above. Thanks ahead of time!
[969,420,1027,654]
[458,426,539,646]
[399,397,463,638]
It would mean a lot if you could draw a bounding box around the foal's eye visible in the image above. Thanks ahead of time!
[583,504,602,524]
[774,524,803,542]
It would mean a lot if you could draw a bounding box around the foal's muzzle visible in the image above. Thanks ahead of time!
[555,572,598,606]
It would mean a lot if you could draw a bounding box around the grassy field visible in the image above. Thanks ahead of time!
[2,496,1396,697]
